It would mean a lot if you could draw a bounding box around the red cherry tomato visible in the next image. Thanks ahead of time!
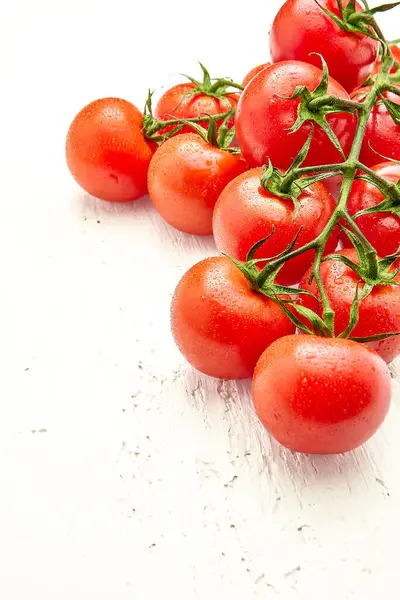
[344,162,400,258]
[154,83,238,135]
[66,98,154,202]
[252,335,391,454]
[270,0,378,93]
[372,45,400,76]
[213,167,338,285]
[299,249,400,363]
[171,257,295,379]
[352,87,400,166]
[148,134,248,236]
[242,63,271,87]
[235,61,355,170]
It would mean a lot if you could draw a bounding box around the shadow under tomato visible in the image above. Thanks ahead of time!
[80,191,154,219]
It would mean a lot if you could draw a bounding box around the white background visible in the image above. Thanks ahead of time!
[1,1,400,598]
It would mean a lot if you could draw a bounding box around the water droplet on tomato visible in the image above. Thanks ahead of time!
[335,277,344,285]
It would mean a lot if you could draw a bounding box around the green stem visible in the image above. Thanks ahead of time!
[308,95,363,113]
[144,110,233,137]
[382,83,400,96]
[345,212,379,274]
[209,79,244,93]
[356,161,400,199]
[280,162,343,193]
[312,248,335,333]
[256,45,394,305]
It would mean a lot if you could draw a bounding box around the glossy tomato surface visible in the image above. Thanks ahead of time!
[270,0,378,92]
[235,61,355,170]
[352,87,400,166]
[253,335,391,454]
[213,167,338,285]
[154,83,238,134]
[148,134,248,235]
[242,63,271,87]
[345,162,400,258]
[66,98,154,202]
[299,249,400,363]
[171,257,295,379]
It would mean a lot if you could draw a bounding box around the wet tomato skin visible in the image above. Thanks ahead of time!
[270,0,378,93]
[148,134,248,235]
[252,335,391,454]
[242,63,271,87]
[235,61,355,170]
[171,257,295,379]
[154,83,238,135]
[344,162,400,258]
[299,249,400,363]
[213,167,338,285]
[66,98,154,202]
[352,87,400,166]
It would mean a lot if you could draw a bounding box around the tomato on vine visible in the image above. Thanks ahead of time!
[344,162,400,259]
[270,0,378,93]
[171,257,295,379]
[213,166,338,285]
[299,248,400,363]
[372,44,400,76]
[148,125,248,235]
[352,86,400,166]
[253,335,391,454]
[154,64,241,135]
[235,60,355,171]
[242,63,270,87]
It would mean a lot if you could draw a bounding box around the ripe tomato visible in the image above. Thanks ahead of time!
[372,45,400,76]
[299,249,400,363]
[235,61,355,170]
[154,83,238,135]
[344,162,400,258]
[252,335,391,454]
[213,167,338,285]
[270,0,378,93]
[171,257,295,379]
[242,63,270,87]
[66,98,154,202]
[352,87,400,166]
[148,134,248,235]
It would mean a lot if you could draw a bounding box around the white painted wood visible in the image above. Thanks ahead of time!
[1,1,400,598]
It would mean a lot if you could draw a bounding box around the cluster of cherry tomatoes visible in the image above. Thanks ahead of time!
[66,0,400,455]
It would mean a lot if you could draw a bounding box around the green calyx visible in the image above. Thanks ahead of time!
[327,221,399,287]
[141,89,236,145]
[260,131,338,215]
[279,53,359,159]
[181,62,244,104]
[142,89,184,142]
[175,110,240,153]
[354,168,400,219]
[227,231,319,313]
[315,0,400,41]
[141,63,244,144]
[228,233,333,338]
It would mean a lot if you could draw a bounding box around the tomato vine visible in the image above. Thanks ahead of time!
[236,0,400,343]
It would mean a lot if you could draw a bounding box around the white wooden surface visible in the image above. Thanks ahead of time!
[1,1,400,598]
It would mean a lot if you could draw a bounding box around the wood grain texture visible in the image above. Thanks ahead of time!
[1,1,400,598]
